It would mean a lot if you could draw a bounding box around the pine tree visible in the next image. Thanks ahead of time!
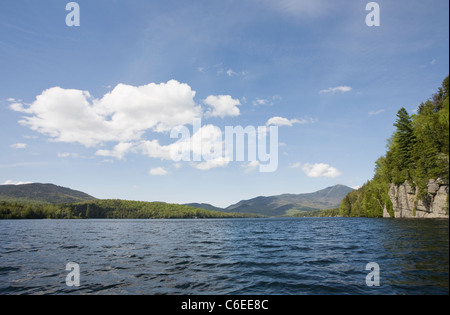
[392,108,416,179]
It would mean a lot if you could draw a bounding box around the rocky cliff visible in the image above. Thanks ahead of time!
[384,178,449,218]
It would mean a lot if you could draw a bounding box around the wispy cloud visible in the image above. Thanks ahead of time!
[253,95,282,107]
[226,69,248,77]
[266,116,309,127]
[2,180,33,185]
[96,142,136,160]
[320,86,352,94]
[260,0,334,18]
[242,161,260,174]
[289,162,302,169]
[149,167,168,176]
[58,152,79,158]
[369,109,385,116]
[0,162,48,169]
[10,143,27,149]
[191,157,230,171]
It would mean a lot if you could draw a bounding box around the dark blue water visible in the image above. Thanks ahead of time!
[0,218,448,295]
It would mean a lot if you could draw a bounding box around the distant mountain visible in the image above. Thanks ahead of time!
[184,203,225,212]
[224,185,354,217]
[0,183,97,204]
[0,183,353,217]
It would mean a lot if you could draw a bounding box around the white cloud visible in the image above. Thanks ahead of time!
[253,95,282,107]
[261,0,331,17]
[203,95,241,118]
[254,98,270,106]
[58,152,79,158]
[95,142,135,160]
[226,69,235,77]
[227,69,248,76]
[149,167,168,176]
[10,143,27,149]
[242,160,260,173]
[2,180,33,185]
[320,86,352,94]
[23,135,39,139]
[289,162,302,168]
[214,66,247,77]
[10,80,202,148]
[140,124,227,170]
[9,81,248,171]
[266,117,307,127]
[431,59,437,65]
[369,109,385,116]
[302,163,342,178]
[192,157,230,171]
[139,139,174,161]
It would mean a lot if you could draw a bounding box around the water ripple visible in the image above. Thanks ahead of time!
[0,218,448,295]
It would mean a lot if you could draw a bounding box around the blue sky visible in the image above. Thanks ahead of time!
[1,0,449,207]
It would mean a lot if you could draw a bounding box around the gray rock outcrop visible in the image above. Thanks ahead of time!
[386,178,449,218]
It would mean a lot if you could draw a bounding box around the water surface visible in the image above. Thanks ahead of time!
[0,218,448,295]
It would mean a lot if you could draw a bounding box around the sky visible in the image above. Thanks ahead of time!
[1,0,449,207]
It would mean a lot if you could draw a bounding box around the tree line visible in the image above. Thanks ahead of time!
[340,76,449,217]
[0,199,259,220]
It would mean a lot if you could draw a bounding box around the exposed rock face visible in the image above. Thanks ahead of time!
[386,178,449,218]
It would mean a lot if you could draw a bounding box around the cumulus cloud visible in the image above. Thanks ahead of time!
[10,80,202,147]
[203,95,241,118]
[139,124,228,171]
[266,117,307,127]
[320,86,352,94]
[149,167,168,176]
[8,81,265,172]
[302,163,342,178]
[10,143,27,149]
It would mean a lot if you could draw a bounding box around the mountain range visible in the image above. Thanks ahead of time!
[1,183,353,217]
[186,184,354,216]
[0,183,96,204]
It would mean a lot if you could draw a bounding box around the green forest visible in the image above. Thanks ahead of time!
[340,76,449,217]
[0,199,259,220]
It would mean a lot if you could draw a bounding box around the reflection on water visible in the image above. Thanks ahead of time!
[0,218,448,295]
[380,219,449,292]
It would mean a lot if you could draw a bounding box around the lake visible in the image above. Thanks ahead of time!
[0,218,448,295]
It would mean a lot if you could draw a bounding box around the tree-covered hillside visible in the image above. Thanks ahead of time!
[0,199,260,220]
[340,76,449,217]
[0,183,96,204]
[225,185,353,216]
